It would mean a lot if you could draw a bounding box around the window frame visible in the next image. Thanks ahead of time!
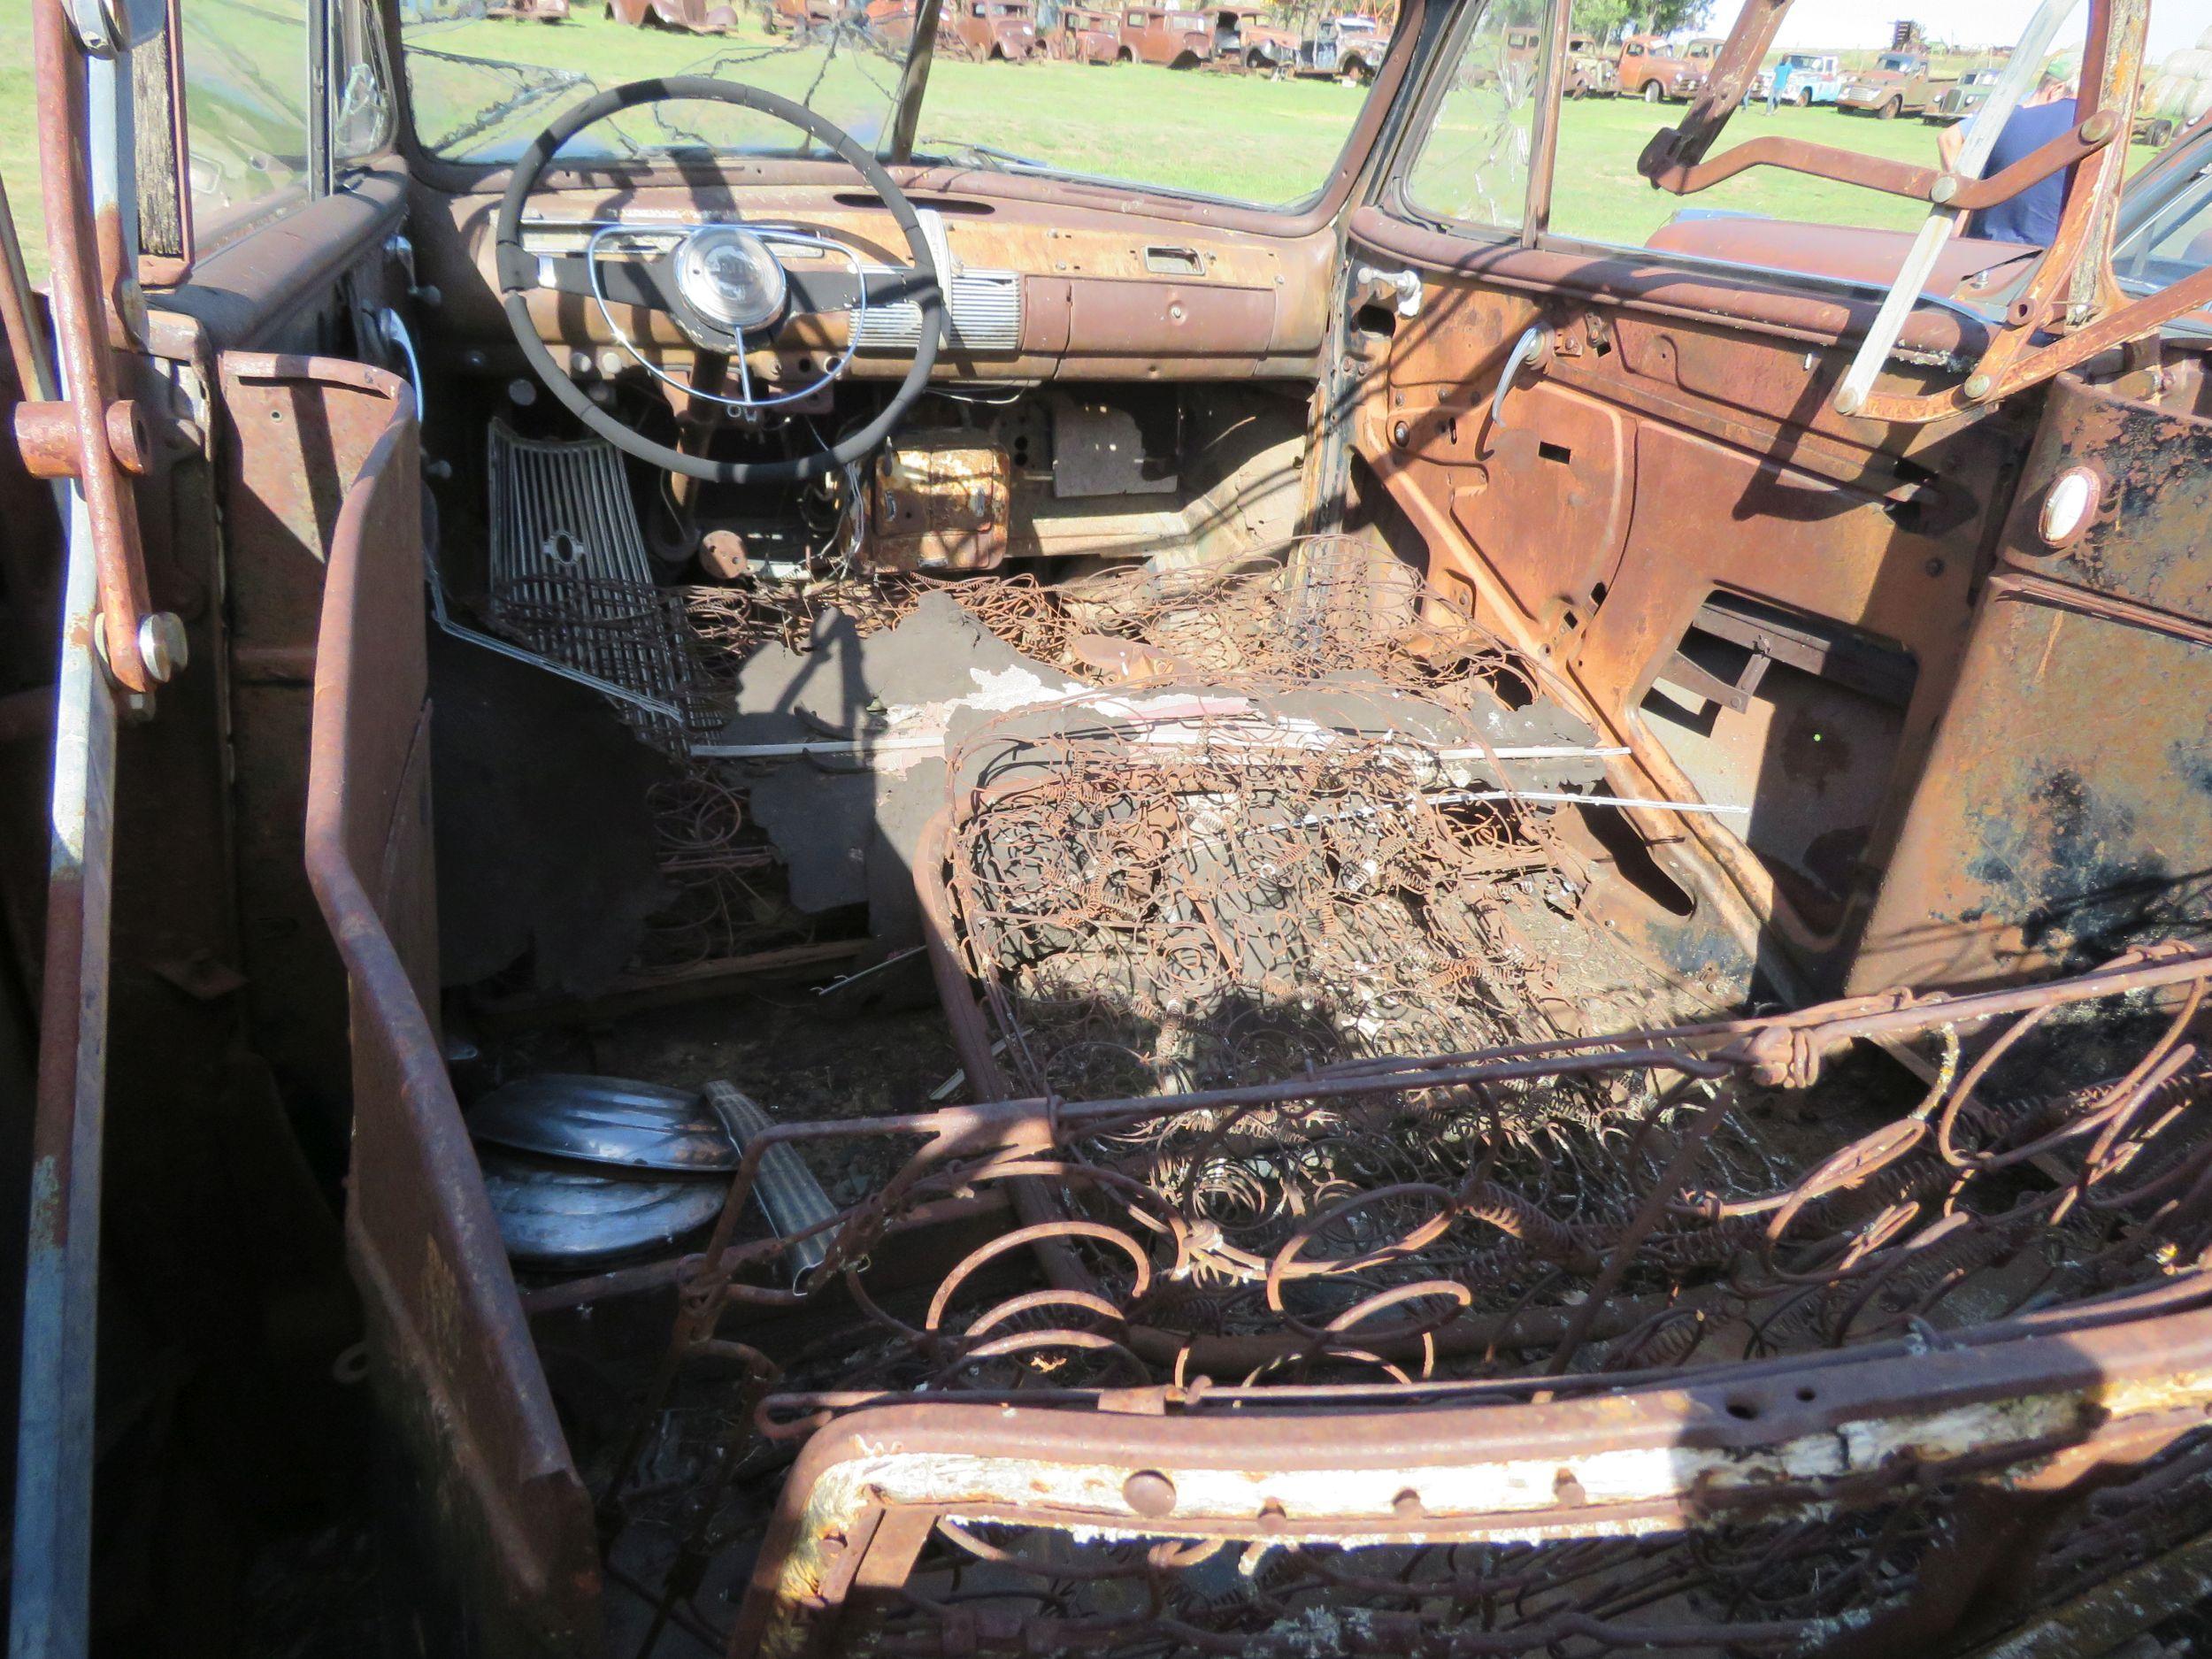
[1380,0,1561,248]
[1371,0,2031,314]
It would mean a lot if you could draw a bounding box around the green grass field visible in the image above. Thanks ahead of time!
[0,4,39,280]
[0,4,2163,284]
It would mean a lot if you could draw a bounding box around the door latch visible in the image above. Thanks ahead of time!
[1353,265,1423,319]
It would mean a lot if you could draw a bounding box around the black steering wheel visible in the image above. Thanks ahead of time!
[493,77,943,487]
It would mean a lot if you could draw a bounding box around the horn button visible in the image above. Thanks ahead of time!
[672,225,789,348]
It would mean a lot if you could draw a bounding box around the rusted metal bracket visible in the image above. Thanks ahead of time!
[1633,0,1790,184]
[1641,116,2116,213]
[1844,0,2157,424]
[25,0,179,691]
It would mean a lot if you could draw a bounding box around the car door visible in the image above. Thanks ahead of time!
[8,0,457,1648]
[1323,2,2083,1005]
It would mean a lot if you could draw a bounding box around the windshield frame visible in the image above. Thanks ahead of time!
[382,0,1425,235]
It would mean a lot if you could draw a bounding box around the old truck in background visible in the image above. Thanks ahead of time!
[1838,50,1955,118]
[1114,2,1211,64]
[604,0,736,28]
[942,0,1041,58]
[1751,50,1844,106]
[1924,65,2004,123]
[1048,2,1118,60]
[1249,10,1388,81]
[1565,30,1617,96]
[1616,34,1717,103]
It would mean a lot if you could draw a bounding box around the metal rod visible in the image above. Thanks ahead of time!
[10,481,118,1659]
[1832,0,2073,417]
[887,0,945,165]
[0,176,57,402]
[688,734,1631,764]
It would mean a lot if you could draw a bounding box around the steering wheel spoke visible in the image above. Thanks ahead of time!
[783,263,938,321]
[511,248,680,313]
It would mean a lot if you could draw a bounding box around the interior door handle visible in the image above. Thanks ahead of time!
[1490,324,1548,426]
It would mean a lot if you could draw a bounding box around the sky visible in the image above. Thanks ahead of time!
[1698,0,2208,58]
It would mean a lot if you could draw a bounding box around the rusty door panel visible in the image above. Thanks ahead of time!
[1439,384,1635,632]
[1381,281,1541,393]
[1341,222,2021,980]
[296,355,599,1654]
[1568,423,1980,708]
[1851,579,2212,994]
[2000,371,2212,623]
[222,354,427,1125]
[1851,373,2212,992]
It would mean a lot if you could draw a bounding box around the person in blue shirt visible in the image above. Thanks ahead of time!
[1766,57,1793,114]
[1938,51,2081,246]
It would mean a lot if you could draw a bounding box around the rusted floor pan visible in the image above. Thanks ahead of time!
[315,474,2212,1654]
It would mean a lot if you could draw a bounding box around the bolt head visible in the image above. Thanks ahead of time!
[137,612,188,682]
[1962,373,1994,402]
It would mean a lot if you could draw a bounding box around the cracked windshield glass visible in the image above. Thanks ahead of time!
[399,0,1388,207]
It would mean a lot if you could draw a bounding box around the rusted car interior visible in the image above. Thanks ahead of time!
[7,0,2212,1654]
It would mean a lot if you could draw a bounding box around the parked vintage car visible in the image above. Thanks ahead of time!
[1616,33,1717,103]
[1234,9,1298,70]
[605,0,735,27]
[941,0,1041,58]
[1249,11,1387,81]
[1049,2,1118,61]
[1565,31,1617,96]
[1751,50,1845,106]
[1923,65,2002,124]
[485,0,569,19]
[1198,5,1260,65]
[1838,50,1955,118]
[1114,4,1213,66]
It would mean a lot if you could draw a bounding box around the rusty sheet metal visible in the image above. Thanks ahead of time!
[297,355,599,1653]
[1853,372,2212,993]
[221,353,427,1124]
[1851,577,2212,993]
[2001,370,2212,624]
[870,436,1010,572]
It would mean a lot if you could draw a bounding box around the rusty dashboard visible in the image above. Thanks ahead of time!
[416,180,1339,382]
